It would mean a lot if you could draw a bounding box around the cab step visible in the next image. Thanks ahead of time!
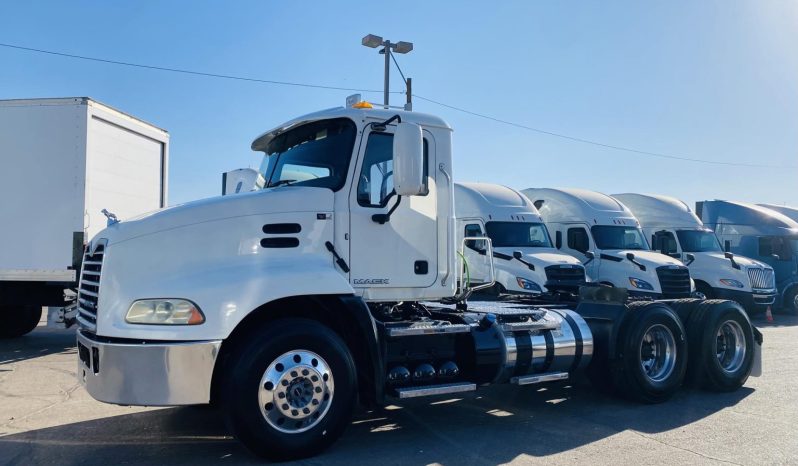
[395,382,477,398]
[511,371,569,386]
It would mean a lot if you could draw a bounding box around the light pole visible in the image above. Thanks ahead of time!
[361,34,413,108]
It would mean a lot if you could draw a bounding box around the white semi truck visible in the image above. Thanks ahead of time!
[75,100,761,460]
[454,182,587,297]
[522,188,695,300]
[0,97,169,338]
[613,193,777,314]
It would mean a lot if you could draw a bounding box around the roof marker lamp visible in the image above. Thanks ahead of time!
[629,277,654,291]
[126,299,205,325]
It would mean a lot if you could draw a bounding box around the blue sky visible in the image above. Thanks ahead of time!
[1,1,796,207]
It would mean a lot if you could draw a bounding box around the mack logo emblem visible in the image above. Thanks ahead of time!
[353,278,389,285]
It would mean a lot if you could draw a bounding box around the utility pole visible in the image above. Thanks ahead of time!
[362,34,413,109]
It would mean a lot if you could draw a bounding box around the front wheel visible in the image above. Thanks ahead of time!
[0,305,42,338]
[221,318,357,461]
[614,302,688,403]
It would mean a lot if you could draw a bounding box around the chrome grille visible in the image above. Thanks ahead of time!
[77,240,106,332]
[748,268,775,290]
[655,265,692,298]
[544,265,586,283]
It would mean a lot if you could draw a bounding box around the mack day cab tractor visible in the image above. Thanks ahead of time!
[613,193,777,314]
[75,100,762,460]
[454,182,588,298]
[522,188,698,300]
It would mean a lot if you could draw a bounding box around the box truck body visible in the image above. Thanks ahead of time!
[0,97,168,337]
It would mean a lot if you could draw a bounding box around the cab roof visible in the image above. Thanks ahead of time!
[697,200,798,235]
[612,193,703,229]
[251,106,451,152]
[758,203,798,223]
[522,187,640,227]
[454,182,542,221]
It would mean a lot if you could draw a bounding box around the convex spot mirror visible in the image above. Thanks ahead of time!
[392,122,425,196]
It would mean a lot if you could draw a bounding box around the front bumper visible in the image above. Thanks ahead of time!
[713,287,777,313]
[76,329,222,406]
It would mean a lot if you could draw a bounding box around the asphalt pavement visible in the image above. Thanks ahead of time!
[1,315,796,465]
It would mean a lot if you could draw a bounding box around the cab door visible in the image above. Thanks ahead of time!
[348,129,438,292]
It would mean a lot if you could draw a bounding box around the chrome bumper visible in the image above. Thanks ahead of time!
[76,329,222,406]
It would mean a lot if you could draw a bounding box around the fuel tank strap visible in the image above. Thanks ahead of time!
[514,332,532,376]
[541,330,554,372]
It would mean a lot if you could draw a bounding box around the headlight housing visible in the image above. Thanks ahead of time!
[125,299,205,325]
[719,279,745,289]
[629,277,654,291]
[516,277,542,292]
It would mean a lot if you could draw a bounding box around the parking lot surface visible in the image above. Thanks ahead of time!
[1,315,796,465]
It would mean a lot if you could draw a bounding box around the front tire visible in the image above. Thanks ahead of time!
[221,318,357,461]
[0,305,42,338]
[614,302,688,403]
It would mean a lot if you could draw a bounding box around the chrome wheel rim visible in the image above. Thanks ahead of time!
[715,320,746,373]
[639,324,677,382]
[258,350,334,434]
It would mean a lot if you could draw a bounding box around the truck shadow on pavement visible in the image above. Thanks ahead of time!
[0,377,753,465]
[0,327,76,365]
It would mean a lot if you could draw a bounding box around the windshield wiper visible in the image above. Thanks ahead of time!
[267,179,297,188]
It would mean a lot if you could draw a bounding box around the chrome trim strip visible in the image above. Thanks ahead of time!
[387,324,471,337]
[511,371,569,385]
[396,382,476,399]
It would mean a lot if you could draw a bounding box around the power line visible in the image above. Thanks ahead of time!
[412,94,794,169]
[0,42,391,94]
[1,41,793,169]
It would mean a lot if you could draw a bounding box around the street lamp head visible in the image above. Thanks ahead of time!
[394,41,414,54]
[362,34,384,48]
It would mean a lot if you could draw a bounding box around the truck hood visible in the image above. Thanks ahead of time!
[696,251,770,270]
[96,186,334,245]
[495,247,584,268]
[602,250,684,269]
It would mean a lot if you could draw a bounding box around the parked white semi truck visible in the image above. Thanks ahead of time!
[0,97,169,338]
[522,188,694,300]
[613,193,777,314]
[454,182,587,297]
[75,100,760,460]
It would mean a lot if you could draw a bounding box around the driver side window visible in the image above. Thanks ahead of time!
[357,132,428,208]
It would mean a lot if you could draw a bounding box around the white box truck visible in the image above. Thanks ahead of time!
[0,97,169,338]
[613,193,777,314]
[75,98,760,460]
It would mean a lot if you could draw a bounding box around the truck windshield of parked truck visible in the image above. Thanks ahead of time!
[259,118,357,191]
[591,226,649,250]
[485,222,552,248]
[676,229,722,252]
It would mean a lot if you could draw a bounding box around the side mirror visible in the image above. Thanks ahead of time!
[724,240,731,253]
[513,251,523,260]
[555,231,562,249]
[685,253,695,266]
[392,122,425,196]
[584,250,595,265]
[626,252,635,261]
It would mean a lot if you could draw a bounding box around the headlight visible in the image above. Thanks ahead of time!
[719,279,745,289]
[516,277,542,292]
[125,299,205,325]
[629,277,654,290]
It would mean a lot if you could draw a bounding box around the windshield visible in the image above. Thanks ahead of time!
[259,118,357,191]
[591,225,649,250]
[485,222,552,248]
[676,229,722,252]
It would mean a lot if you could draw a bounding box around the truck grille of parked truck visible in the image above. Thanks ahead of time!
[655,266,692,298]
[76,241,106,333]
